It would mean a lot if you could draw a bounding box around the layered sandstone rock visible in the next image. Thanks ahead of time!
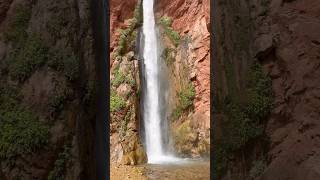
[110,0,138,51]
[109,0,147,166]
[257,0,320,179]
[155,0,210,158]
[156,0,210,132]
[213,0,320,179]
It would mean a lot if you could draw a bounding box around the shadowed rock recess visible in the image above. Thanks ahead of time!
[0,0,99,179]
[213,0,320,179]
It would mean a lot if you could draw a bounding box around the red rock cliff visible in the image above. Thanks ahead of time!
[156,0,210,136]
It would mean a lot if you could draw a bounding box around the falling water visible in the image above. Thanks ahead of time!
[141,0,182,164]
[142,0,164,163]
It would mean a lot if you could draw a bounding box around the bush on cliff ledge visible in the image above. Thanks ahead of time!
[159,16,181,46]
[172,82,195,120]
[0,86,49,162]
[110,91,126,112]
[8,35,49,82]
[213,61,272,178]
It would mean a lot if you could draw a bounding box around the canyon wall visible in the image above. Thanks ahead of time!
[0,0,97,179]
[155,0,211,158]
[110,0,211,162]
[213,0,320,179]
[109,0,147,165]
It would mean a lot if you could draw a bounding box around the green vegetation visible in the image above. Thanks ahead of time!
[8,35,49,82]
[161,48,176,65]
[4,5,31,44]
[249,160,267,179]
[120,107,133,138]
[110,91,126,112]
[0,111,49,160]
[112,69,126,87]
[178,83,196,110]
[63,55,79,81]
[0,86,49,161]
[115,3,142,57]
[159,16,173,27]
[213,62,272,178]
[48,144,71,180]
[174,121,191,145]
[159,16,180,46]
[4,6,49,83]
[50,92,67,114]
[48,50,80,81]
[172,82,195,120]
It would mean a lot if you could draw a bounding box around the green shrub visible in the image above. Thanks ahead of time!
[9,35,49,82]
[159,16,180,46]
[50,93,67,114]
[171,82,195,120]
[115,2,142,57]
[120,108,133,137]
[133,2,143,26]
[48,51,65,71]
[166,29,180,46]
[0,85,50,161]
[48,144,71,180]
[112,69,126,88]
[213,62,272,177]
[159,16,173,27]
[4,5,31,44]
[0,110,49,160]
[249,160,267,179]
[162,48,176,65]
[171,107,183,121]
[110,91,126,112]
[48,50,79,81]
[127,77,136,87]
[178,83,196,109]
[63,55,79,81]
[0,85,21,111]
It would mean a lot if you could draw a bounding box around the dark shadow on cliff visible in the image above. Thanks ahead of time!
[90,0,109,179]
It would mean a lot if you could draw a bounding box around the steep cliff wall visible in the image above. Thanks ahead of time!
[0,0,97,179]
[109,0,147,166]
[110,0,210,162]
[213,0,320,179]
[155,0,210,158]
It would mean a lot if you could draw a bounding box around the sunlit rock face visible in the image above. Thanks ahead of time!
[154,0,210,158]
[109,0,147,165]
[110,0,138,52]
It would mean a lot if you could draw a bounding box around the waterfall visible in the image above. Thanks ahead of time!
[141,0,182,164]
[142,0,164,163]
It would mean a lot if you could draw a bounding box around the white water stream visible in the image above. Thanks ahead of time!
[142,0,180,164]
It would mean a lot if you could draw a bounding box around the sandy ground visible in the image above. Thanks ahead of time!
[111,161,210,180]
[111,163,148,180]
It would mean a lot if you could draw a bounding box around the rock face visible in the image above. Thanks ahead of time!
[109,0,147,166]
[110,0,138,52]
[259,1,320,179]
[0,0,97,179]
[155,0,210,158]
[213,0,320,179]
[156,0,210,133]
[109,0,210,161]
